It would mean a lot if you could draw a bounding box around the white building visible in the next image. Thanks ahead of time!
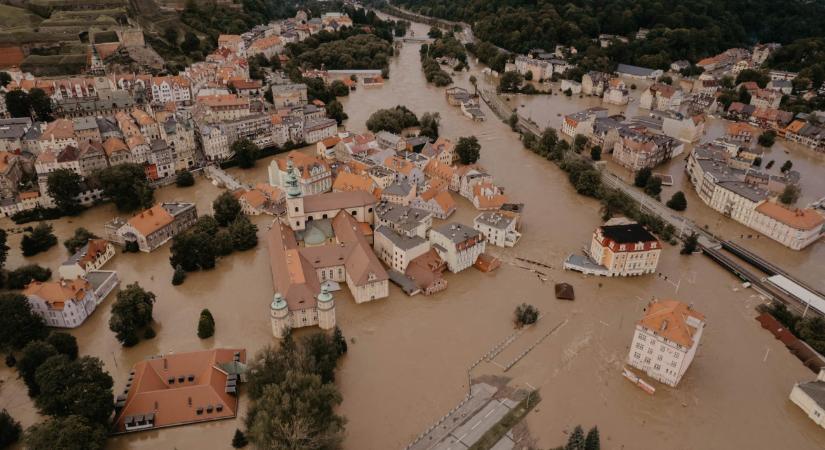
[790,369,825,430]
[429,222,486,273]
[627,299,706,387]
[374,226,430,272]
[473,212,520,247]
[587,222,661,276]
[303,118,338,144]
[24,273,119,328]
[58,239,115,280]
[268,152,332,196]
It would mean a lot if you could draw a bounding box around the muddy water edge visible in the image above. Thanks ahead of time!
[0,15,823,450]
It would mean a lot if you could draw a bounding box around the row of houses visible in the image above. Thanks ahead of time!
[686,143,824,250]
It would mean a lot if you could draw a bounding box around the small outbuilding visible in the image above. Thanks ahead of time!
[555,282,575,300]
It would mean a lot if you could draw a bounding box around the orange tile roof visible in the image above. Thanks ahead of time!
[128,204,174,236]
[104,137,129,156]
[73,239,111,267]
[333,172,374,193]
[433,190,455,212]
[113,348,246,432]
[0,151,15,172]
[725,121,759,137]
[198,94,249,108]
[239,189,267,209]
[473,182,507,209]
[40,119,76,141]
[755,201,825,231]
[320,136,340,148]
[254,183,283,200]
[23,279,90,311]
[639,299,704,348]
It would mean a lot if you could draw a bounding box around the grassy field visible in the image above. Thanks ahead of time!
[0,5,44,30]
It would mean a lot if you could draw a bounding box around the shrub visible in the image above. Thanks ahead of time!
[514,303,539,328]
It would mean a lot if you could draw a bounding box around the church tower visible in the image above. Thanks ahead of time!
[270,293,289,338]
[284,158,307,230]
[316,286,336,331]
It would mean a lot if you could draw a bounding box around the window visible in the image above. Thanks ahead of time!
[654,364,661,370]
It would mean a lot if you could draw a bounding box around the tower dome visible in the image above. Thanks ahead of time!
[317,286,333,304]
[271,293,287,310]
[284,158,302,198]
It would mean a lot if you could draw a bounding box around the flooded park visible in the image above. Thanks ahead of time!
[0,14,824,450]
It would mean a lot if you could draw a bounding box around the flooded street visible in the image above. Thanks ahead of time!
[1,15,824,450]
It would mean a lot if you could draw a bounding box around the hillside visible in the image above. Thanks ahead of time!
[391,0,825,72]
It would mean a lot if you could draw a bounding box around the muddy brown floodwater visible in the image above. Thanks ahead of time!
[1,15,824,450]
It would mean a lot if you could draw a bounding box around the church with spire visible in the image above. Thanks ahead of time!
[266,156,389,338]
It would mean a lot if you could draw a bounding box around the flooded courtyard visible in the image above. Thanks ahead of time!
[1,16,824,450]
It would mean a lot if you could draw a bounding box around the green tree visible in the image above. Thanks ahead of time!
[644,176,662,198]
[246,371,345,450]
[573,134,588,153]
[230,216,258,251]
[46,169,83,214]
[193,215,220,236]
[170,231,216,272]
[758,130,776,147]
[326,100,348,125]
[330,80,349,97]
[0,293,47,350]
[25,415,107,450]
[197,309,215,339]
[566,425,585,450]
[538,128,559,155]
[508,112,519,131]
[796,316,825,355]
[781,160,793,173]
[28,89,53,122]
[164,27,179,45]
[97,163,154,212]
[634,167,652,188]
[455,136,481,165]
[0,409,21,448]
[779,184,801,205]
[172,265,186,286]
[232,138,261,169]
[427,26,443,39]
[4,90,30,118]
[17,341,57,396]
[176,170,195,187]
[419,112,441,140]
[514,303,539,327]
[109,283,156,347]
[213,191,242,226]
[666,191,687,211]
[333,326,348,356]
[232,429,249,448]
[366,105,419,134]
[498,71,524,93]
[681,232,699,255]
[585,426,600,450]
[21,223,57,257]
[181,31,200,53]
[214,229,234,256]
[469,75,478,94]
[63,227,98,254]
[6,264,51,289]
[34,355,113,424]
[0,72,11,88]
[46,332,77,361]
[590,145,602,161]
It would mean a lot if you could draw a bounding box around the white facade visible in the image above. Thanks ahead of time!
[429,223,486,273]
[627,300,705,387]
[473,212,520,247]
[790,369,825,430]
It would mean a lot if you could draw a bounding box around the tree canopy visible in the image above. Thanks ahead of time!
[456,136,481,165]
[21,223,57,257]
[366,105,420,134]
[109,283,156,347]
[0,293,47,350]
[96,163,155,212]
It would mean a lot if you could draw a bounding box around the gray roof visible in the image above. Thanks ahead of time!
[432,222,481,243]
[383,181,413,197]
[0,118,32,140]
[375,226,427,250]
[617,63,657,77]
[72,116,98,131]
[798,381,825,409]
[96,117,119,134]
[474,212,515,230]
[161,201,195,217]
[23,122,43,141]
[717,181,770,203]
[375,202,431,230]
[376,130,403,145]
